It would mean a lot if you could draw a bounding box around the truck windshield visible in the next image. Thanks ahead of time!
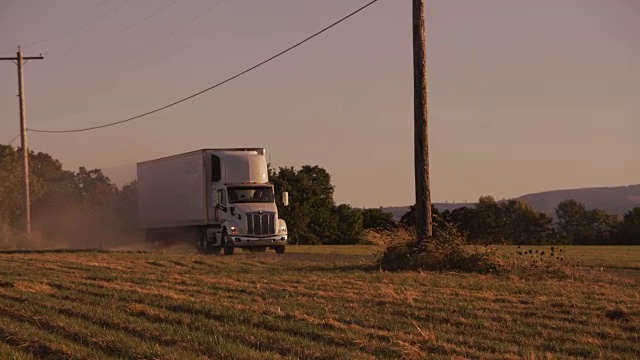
[228,186,274,203]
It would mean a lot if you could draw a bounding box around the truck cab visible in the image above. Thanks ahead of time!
[212,183,288,255]
[203,149,288,255]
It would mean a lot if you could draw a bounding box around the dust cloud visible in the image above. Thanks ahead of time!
[1,201,199,254]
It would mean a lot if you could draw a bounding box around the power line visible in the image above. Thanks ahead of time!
[23,0,109,48]
[8,134,20,146]
[91,0,139,24]
[24,0,137,50]
[29,0,381,134]
[44,0,178,56]
[122,0,227,68]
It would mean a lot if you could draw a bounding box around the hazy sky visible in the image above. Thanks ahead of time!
[1,0,638,208]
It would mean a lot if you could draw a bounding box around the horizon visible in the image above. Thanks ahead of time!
[2,0,638,208]
[100,160,640,209]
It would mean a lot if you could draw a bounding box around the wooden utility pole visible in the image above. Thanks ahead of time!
[1,47,44,235]
[412,0,432,241]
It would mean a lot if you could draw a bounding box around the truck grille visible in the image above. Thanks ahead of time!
[246,213,276,235]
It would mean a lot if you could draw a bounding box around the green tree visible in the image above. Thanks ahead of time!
[555,199,619,244]
[399,205,415,227]
[270,165,337,244]
[117,180,138,233]
[555,199,587,244]
[333,204,364,244]
[74,167,120,243]
[0,146,22,226]
[467,196,503,244]
[615,207,640,245]
[362,208,396,230]
[500,199,557,245]
[75,167,118,208]
[0,146,127,246]
[30,151,78,201]
[414,198,558,245]
[400,205,440,227]
[29,152,81,240]
[1,146,81,232]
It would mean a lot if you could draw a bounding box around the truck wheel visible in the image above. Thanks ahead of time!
[199,238,221,255]
[198,232,214,254]
[275,246,285,254]
[222,229,234,255]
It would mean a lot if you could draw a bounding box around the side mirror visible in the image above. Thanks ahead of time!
[282,192,289,207]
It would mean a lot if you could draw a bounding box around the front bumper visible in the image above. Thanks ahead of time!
[228,235,287,248]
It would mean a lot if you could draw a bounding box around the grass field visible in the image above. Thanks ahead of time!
[288,244,640,269]
[0,245,638,359]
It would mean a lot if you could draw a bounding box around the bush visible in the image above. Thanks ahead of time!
[372,224,500,274]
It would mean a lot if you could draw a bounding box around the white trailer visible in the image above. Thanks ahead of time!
[137,148,288,255]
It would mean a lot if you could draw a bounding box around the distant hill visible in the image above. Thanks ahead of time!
[517,184,640,216]
[103,162,639,219]
[382,184,640,220]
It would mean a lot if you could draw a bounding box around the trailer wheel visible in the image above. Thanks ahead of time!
[199,232,220,255]
[222,229,234,255]
[275,246,285,254]
[202,243,221,255]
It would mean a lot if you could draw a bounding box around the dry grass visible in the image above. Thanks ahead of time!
[0,245,637,359]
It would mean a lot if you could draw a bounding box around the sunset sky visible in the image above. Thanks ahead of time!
[1,0,638,208]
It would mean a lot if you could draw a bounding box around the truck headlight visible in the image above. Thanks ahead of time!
[230,227,240,235]
[280,226,287,234]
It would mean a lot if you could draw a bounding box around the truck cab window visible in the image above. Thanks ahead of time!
[227,187,274,204]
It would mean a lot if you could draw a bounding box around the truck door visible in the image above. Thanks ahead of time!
[215,189,227,221]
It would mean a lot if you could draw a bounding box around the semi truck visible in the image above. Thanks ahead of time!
[137,148,288,255]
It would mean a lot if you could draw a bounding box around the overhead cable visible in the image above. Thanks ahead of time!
[45,0,178,56]
[29,0,381,134]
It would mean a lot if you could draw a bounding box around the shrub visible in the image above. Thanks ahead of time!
[373,222,500,274]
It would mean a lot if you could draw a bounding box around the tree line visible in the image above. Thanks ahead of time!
[270,166,639,246]
[400,197,638,245]
[0,147,637,246]
[0,145,136,245]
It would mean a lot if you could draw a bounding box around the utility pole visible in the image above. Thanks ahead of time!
[412,0,432,242]
[1,47,44,235]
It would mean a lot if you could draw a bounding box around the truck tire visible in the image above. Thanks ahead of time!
[199,232,220,255]
[222,229,234,255]
[275,246,285,254]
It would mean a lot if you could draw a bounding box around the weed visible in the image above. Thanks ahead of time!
[499,246,579,280]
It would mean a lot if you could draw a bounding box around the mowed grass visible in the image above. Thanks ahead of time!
[290,244,640,270]
[0,245,637,359]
